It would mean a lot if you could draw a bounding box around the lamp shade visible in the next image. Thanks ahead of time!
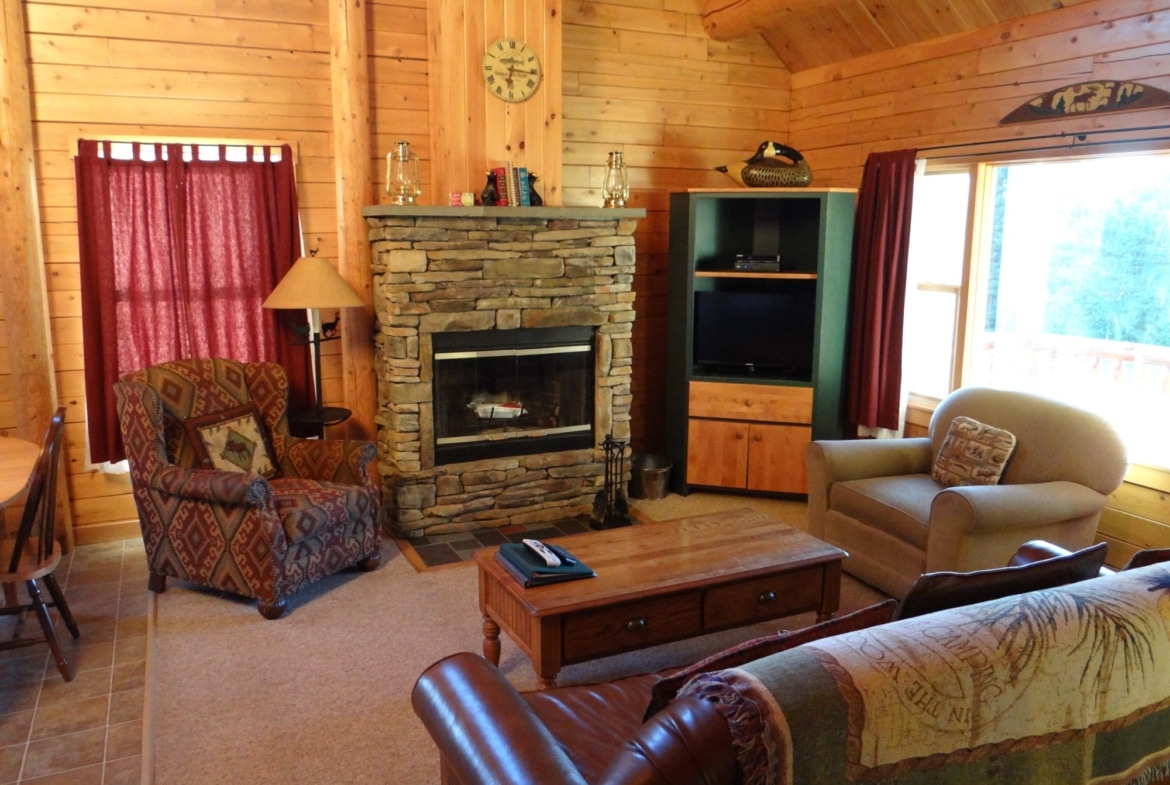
[262,255,365,310]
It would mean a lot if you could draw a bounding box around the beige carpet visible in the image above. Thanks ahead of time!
[147,493,886,785]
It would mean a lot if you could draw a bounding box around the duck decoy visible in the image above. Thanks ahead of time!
[716,141,813,188]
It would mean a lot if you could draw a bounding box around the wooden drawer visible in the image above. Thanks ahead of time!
[562,592,702,662]
[703,567,825,629]
[689,381,812,424]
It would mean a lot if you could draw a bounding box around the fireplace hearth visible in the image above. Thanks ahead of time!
[364,205,644,538]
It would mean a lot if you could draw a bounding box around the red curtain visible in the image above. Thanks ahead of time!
[845,149,918,431]
[77,141,312,463]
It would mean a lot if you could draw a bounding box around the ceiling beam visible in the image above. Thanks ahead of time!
[701,0,848,42]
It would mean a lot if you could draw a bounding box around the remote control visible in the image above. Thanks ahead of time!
[522,538,561,567]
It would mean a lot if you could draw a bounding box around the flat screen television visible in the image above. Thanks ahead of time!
[692,290,815,381]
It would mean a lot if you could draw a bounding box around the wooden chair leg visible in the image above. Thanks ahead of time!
[27,580,72,682]
[42,574,79,639]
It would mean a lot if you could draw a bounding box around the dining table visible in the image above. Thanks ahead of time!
[0,436,42,602]
[0,436,40,507]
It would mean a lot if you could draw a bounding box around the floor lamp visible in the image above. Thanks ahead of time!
[262,253,365,437]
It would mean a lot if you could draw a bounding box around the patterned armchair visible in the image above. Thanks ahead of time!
[114,358,382,619]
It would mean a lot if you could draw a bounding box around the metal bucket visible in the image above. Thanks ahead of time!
[628,453,673,500]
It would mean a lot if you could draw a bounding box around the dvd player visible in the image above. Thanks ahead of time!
[734,254,783,272]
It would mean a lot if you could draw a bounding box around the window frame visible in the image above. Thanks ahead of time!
[912,146,1170,471]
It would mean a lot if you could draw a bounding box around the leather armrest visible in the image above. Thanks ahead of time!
[597,697,737,785]
[412,653,589,785]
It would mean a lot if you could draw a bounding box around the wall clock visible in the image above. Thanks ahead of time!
[482,38,542,103]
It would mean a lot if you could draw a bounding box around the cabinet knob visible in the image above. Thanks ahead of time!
[744,399,753,407]
[625,617,647,632]
[758,590,777,604]
[753,433,762,442]
[735,431,745,440]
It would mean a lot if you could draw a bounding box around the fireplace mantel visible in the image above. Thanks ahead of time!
[365,205,644,538]
[362,205,646,221]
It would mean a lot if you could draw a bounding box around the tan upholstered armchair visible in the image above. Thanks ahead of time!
[115,358,382,619]
[805,387,1127,598]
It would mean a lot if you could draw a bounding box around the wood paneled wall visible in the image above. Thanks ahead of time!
[6,0,1170,548]
[561,0,790,450]
[1,0,430,542]
[783,0,1170,565]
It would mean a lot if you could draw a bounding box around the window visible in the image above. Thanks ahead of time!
[76,140,309,464]
[905,151,1170,468]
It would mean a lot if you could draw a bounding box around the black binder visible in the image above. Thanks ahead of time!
[495,543,595,587]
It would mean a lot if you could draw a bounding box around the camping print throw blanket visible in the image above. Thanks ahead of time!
[681,565,1170,785]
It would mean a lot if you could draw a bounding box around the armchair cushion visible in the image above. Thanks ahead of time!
[270,477,377,544]
[185,403,277,477]
[830,474,939,549]
[895,541,1107,620]
[931,415,1016,487]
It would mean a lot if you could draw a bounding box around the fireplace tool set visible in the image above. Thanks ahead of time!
[592,433,631,529]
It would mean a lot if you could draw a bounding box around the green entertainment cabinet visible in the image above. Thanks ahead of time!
[665,188,856,495]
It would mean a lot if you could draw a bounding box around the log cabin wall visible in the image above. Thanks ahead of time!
[4,0,1170,553]
[787,0,1170,566]
[560,0,791,455]
[0,0,430,542]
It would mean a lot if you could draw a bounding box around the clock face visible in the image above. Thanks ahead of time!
[482,38,542,103]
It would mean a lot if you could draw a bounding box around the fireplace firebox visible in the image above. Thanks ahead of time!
[432,326,595,465]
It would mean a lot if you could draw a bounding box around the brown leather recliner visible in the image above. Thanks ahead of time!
[412,653,736,785]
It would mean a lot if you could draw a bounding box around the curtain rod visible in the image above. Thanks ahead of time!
[921,134,1170,160]
[918,122,1170,155]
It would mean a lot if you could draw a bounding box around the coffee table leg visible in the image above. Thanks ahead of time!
[536,673,558,690]
[482,616,501,666]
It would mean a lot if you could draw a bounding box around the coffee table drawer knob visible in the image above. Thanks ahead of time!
[625,617,647,632]
[758,590,777,604]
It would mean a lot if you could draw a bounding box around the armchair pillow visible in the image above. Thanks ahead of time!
[185,403,277,478]
[895,541,1107,621]
[643,599,898,721]
[930,415,1016,487]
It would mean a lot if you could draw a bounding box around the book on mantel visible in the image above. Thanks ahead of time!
[495,542,595,588]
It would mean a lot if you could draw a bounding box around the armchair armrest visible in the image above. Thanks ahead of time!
[806,438,933,538]
[927,481,1107,573]
[150,465,271,507]
[807,438,934,484]
[412,653,588,785]
[282,437,377,490]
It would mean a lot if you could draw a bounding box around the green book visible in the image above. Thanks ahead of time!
[495,542,595,587]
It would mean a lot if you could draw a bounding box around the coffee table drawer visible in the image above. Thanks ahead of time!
[563,592,702,661]
[704,568,825,628]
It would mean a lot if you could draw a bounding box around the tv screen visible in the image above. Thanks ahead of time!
[692,291,815,380]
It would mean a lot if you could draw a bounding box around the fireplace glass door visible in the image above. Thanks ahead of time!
[432,327,595,465]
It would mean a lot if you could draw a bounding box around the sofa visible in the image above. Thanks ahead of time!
[413,547,1170,785]
[805,386,1128,598]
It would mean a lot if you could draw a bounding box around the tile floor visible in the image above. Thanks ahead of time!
[0,538,147,785]
[400,514,595,569]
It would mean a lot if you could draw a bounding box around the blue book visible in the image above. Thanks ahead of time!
[518,166,531,206]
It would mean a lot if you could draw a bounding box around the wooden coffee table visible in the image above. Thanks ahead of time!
[472,507,846,688]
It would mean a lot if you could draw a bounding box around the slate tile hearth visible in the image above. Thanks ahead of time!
[401,515,595,569]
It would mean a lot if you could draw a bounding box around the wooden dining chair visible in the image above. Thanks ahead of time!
[0,408,79,681]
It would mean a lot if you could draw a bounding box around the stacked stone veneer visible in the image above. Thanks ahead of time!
[364,205,642,538]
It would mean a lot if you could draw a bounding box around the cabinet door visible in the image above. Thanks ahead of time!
[746,423,811,494]
[687,418,748,489]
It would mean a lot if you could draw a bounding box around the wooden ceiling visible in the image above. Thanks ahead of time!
[700,0,1094,73]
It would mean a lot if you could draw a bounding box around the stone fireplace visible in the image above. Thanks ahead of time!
[363,205,644,538]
